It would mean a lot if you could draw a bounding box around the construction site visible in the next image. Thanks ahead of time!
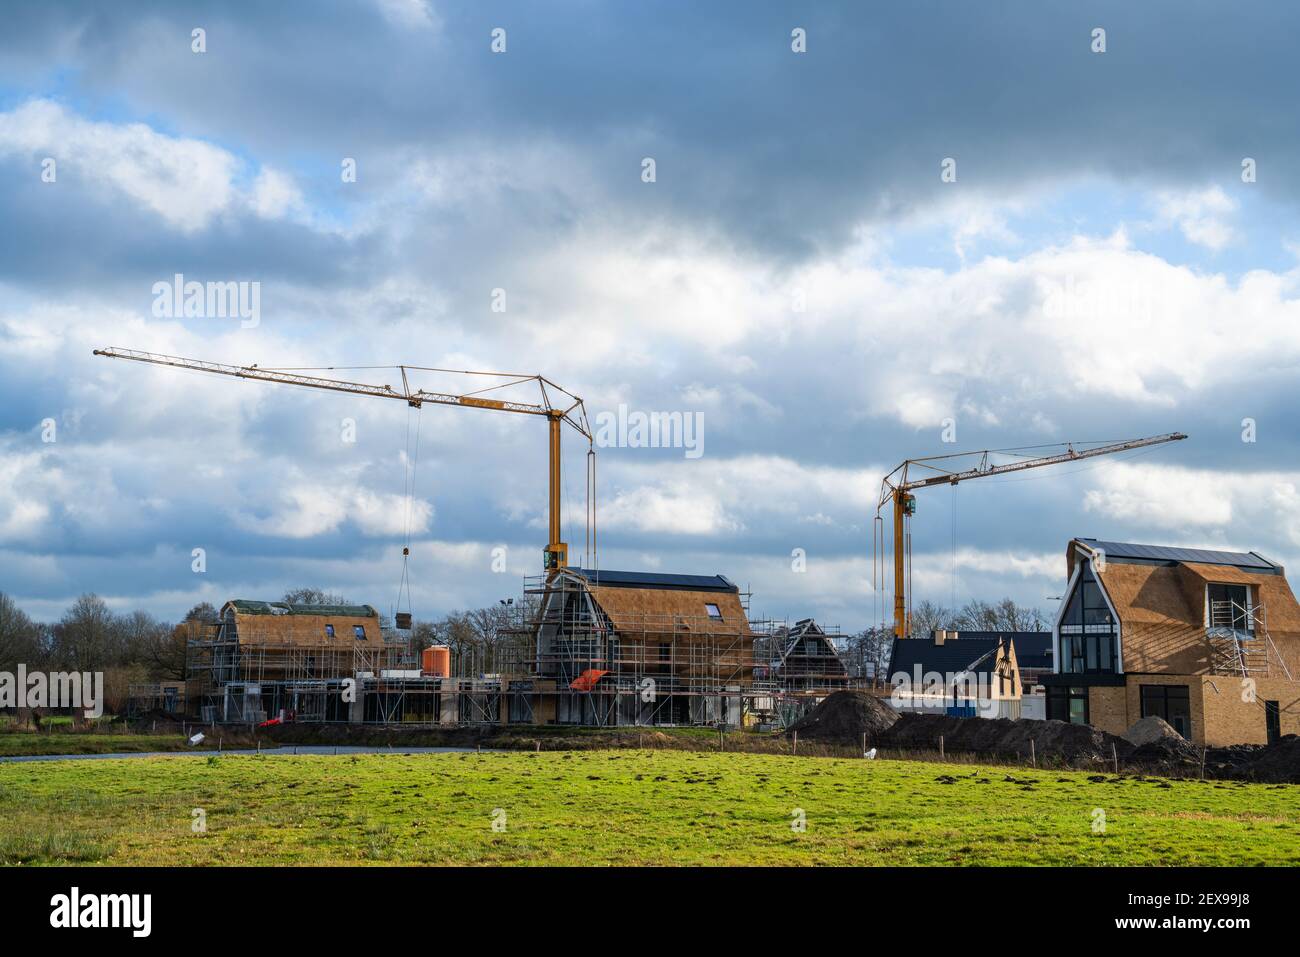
[98,347,866,731]
[95,348,1300,750]
[177,576,854,730]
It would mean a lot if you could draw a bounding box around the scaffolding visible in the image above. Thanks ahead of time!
[487,572,765,727]
[753,619,853,693]
[183,578,865,728]
[188,616,412,724]
[1207,599,1293,680]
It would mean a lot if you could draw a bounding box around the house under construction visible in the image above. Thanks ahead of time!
[754,618,851,692]
[507,568,760,726]
[182,570,799,728]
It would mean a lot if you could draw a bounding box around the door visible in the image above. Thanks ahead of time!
[1265,701,1281,745]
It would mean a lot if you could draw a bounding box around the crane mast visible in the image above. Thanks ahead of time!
[878,432,1187,639]
[93,347,593,572]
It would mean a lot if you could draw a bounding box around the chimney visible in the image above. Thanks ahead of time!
[933,628,946,645]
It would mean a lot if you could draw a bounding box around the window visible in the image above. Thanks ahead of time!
[1058,563,1118,674]
[704,603,722,620]
[353,625,366,640]
[1046,686,1089,725]
[1206,583,1251,630]
[325,624,335,638]
[1265,701,1281,745]
[1140,685,1191,739]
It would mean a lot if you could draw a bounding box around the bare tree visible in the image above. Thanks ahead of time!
[840,626,894,681]
[116,609,168,664]
[184,602,219,623]
[909,600,955,639]
[141,621,193,681]
[282,587,351,606]
[465,605,516,673]
[0,592,42,671]
[951,598,1047,632]
[438,612,480,675]
[51,594,117,672]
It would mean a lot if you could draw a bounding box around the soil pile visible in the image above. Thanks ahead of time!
[785,691,899,744]
[1235,734,1300,783]
[1121,716,1200,771]
[880,713,1133,764]
[1122,715,1184,748]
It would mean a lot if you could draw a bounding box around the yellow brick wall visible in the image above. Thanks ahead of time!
[1086,685,1130,736]
[1199,675,1300,746]
[1086,674,1300,746]
[1122,674,1206,744]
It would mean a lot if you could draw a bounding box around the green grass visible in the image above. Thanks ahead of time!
[0,732,212,757]
[1,750,1297,865]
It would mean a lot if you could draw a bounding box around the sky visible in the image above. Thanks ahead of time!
[3,1,1300,631]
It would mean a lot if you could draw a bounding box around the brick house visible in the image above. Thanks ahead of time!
[888,630,1023,717]
[1042,539,1300,746]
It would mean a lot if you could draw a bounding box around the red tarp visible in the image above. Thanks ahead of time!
[569,669,609,692]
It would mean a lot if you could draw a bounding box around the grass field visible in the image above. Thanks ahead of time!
[0,732,221,757]
[1,750,1297,866]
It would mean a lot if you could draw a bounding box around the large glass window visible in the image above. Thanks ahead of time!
[1058,563,1118,674]
[1046,686,1089,724]
[1140,685,1191,739]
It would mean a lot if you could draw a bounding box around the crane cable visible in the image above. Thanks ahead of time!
[586,446,597,572]
[951,482,958,614]
[395,403,423,624]
[873,513,883,633]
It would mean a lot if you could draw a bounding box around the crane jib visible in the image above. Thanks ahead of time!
[93,345,592,574]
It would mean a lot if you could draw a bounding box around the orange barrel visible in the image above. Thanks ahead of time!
[422,645,451,677]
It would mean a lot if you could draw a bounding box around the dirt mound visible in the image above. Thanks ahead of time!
[1237,734,1300,783]
[880,713,1133,763]
[786,691,898,744]
[1122,715,1184,748]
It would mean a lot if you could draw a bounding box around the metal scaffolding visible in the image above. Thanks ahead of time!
[182,580,862,728]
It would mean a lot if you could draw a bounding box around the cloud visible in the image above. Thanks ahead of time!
[6,3,1300,630]
[228,481,431,540]
[0,452,52,542]
[0,99,312,232]
[1152,186,1239,251]
[1082,463,1300,554]
[248,167,304,220]
[371,0,440,31]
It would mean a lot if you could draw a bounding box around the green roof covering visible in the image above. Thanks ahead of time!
[225,599,378,618]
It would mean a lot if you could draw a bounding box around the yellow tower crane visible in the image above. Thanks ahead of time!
[93,347,594,574]
[877,432,1187,639]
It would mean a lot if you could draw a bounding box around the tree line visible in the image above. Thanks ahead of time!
[1,587,1048,711]
[0,588,539,714]
[835,597,1049,680]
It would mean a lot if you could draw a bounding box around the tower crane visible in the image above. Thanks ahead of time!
[93,347,594,575]
[877,432,1187,639]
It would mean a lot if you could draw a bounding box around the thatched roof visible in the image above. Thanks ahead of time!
[1065,540,1300,676]
[567,569,753,639]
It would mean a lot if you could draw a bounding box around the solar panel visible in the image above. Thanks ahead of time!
[574,568,736,591]
[1080,539,1276,569]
